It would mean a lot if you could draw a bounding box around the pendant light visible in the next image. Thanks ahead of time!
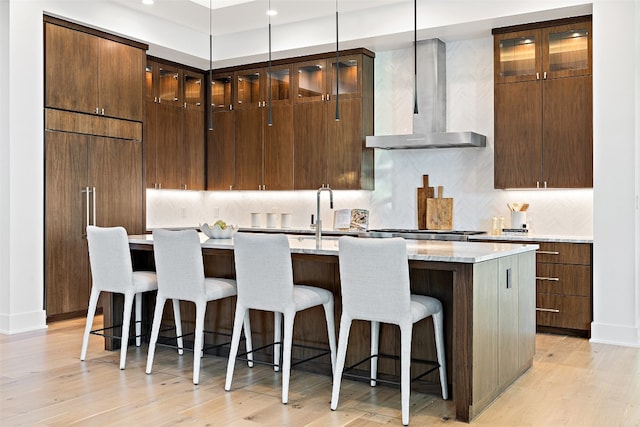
[208,0,214,130]
[334,0,340,121]
[413,0,418,115]
[267,0,273,126]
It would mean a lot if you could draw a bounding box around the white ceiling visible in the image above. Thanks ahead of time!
[110,0,408,36]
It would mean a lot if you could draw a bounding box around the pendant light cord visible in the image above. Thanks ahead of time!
[267,0,273,126]
[208,0,213,130]
[335,0,340,121]
[413,0,418,114]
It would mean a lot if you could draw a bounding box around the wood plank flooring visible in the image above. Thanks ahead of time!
[1,317,639,426]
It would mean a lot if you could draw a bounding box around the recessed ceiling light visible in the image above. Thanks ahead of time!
[267,9,277,16]
[142,0,154,5]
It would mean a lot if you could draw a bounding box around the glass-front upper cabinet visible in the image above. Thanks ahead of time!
[183,70,203,110]
[267,66,291,105]
[494,30,541,83]
[293,59,327,103]
[494,18,592,84]
[542,21,592,79]
[210,73,233,111]
[330,55,361,99]
[234,68,262,109]
[158,63,181,105]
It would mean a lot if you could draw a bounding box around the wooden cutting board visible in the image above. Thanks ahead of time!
[417,175,434,229]
[426,185,453,230]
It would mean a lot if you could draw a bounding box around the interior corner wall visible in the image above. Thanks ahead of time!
[591,0,640,347]
[0,0,47,334]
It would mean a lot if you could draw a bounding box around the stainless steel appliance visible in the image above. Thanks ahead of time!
[363,229,486,241]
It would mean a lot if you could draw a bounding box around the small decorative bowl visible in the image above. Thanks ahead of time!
[201,223,238,239]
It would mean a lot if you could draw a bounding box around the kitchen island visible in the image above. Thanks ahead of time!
[116,233,538,422]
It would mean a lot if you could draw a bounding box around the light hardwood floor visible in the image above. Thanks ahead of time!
[1,317,639,426]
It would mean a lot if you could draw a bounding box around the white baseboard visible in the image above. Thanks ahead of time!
[590,321,640,348]
[0,309,47,335]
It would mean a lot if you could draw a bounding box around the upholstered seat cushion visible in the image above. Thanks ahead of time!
[293,285,333,312]
[204,278,238,300]
[410,295,443,323]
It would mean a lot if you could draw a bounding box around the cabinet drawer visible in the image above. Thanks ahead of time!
[536,293,591,330]
[536,263,591,296]
[536,242,591,265]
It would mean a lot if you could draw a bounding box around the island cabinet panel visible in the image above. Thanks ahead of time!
[145,58,206,190]
[44,20,145,122]
[493,16,592,189]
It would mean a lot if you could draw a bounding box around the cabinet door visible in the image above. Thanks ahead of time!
[494,29,541,84]
[264,103,294,190]
[293,59,328,103]
[45,131,90,317]
[326,98,362,189]
[182,108,205,190]
[45,23,98,114]
[542,75,593,188]
[234,108,263,190]
[498,255,519,385]
[98,38,144,121]
[207,110,235,190]
[235,68,263,110]
[155,103,183,189]
[542,21,592,80]
[184,70,204,111]
[89,136,143,234]
[494,81,543,188]
[329,55,362,101]
[294,101,327,189]
[158,64,182,107]
[144,99,158,188]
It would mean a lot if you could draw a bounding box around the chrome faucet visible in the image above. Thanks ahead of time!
[315,186,334,248]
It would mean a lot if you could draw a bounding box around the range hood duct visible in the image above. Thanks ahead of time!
[366,39,486,149]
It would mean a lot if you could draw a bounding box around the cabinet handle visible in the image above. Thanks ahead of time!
[536,181,540,188]
[544,181,548,188]
[196,102,201,106]
[326,93,330,101]
[506,267,512,289]
[82,186,90,236]
[321,94,325,101]
[536,72,540,80]
[91,187,96,225]
[158,183,162,189]
[184,102,187,109]
[543,71,547,79]
[229,185,233,191]
[536,276,560,281]
[536,250,560,256]
[101,108,105,115]
[95,107,99,114]
[173,97,178,101]
[536,308,560,313]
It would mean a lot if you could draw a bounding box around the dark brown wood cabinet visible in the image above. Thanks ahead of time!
[477,238,592,336]
[44,17,146,321]
[206,49,374,191]
[493,16,592,189]
[145,58,205,190]
[44,114,144,319]
[293,53,374,190]
[44,20,145,122]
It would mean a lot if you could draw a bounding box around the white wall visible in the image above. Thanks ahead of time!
[1,0,638,347]
[590,0,640,346]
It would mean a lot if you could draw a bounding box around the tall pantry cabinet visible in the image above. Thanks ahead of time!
[44,17,146,320]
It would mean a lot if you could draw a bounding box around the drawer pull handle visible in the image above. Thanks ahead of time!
[536,277,560,281]
[537,250,560,255]
[536,308,560,313]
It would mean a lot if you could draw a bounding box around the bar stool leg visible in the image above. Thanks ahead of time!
[243,311,253,367]
[433,309,448,400]
[146,296,166,374]
[400,324,412,426]
[322,299,337,373]
[192,301,206,385]
[225,305,248,391]
[370,321,380,387]
[80,288,101,362]
[273,312,282,372]
[330,315,352,411]
[135,292,142,347]
[119,292,135,369]
[281,311,295,404]
[172,299,183,355]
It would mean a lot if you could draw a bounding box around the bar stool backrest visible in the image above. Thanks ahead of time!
[338,236,413,325]
[233,233,294,312]
[152,229,206,301]
[86,225,134,293]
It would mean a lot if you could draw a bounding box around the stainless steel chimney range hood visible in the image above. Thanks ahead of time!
[366,39,486,149]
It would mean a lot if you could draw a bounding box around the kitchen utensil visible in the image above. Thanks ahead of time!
[417,175,435,229]
[426,185,453,230]
[520,203,529,211]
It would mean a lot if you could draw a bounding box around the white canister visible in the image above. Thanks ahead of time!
[266,212,277,228]
[280,213,292,229]
[250,212,262,228]
[511,211,527,229]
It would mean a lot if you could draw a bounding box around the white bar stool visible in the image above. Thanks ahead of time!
[81,225,181,370]
[225,232,337,404]
[331,236,448,426]
[146,228,244,385]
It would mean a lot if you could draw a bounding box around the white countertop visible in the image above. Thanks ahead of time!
[469,233,593,244]
[129,232,538,264]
